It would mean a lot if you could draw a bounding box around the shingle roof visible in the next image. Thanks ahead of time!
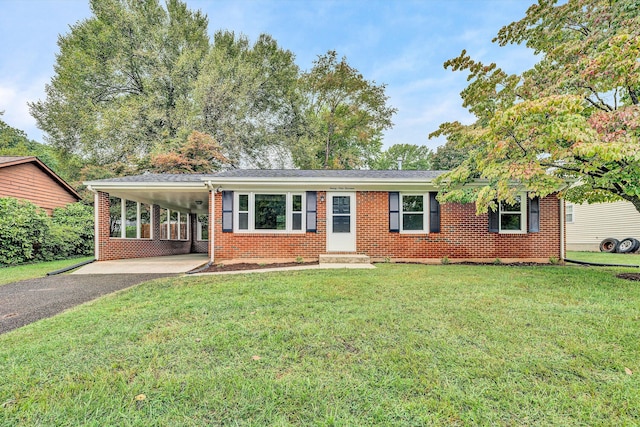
[0,156,36,166]
[214,169,447,179]
[93,173,218,183]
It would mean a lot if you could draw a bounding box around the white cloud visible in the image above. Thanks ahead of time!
[0,77,47,141]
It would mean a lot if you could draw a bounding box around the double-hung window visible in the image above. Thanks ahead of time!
[565,203,574,223]
[498,194,527,233]
[235,192,305,232]
[401,194,427,233]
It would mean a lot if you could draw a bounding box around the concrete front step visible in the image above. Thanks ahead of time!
[319,254,371,264]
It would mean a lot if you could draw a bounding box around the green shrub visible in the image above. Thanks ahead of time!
[51,202,94,256]
[0,198,94,266]
[0,198,49,265]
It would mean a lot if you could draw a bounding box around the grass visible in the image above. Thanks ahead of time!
[566,250,640,266]
[1,264,639,425]
[0,256,93,286]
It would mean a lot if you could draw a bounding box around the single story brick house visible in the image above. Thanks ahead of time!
[85,170,565,264]
[0,156,81,214]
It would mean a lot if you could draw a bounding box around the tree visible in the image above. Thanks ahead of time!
[0,112,67,179]
[370,143,432,170]
[30,0,209,167]
[430,140,468,170]
[194,31,303,168]
[150,131,228,173]
[296,51,397,169]
[430,0,640,213]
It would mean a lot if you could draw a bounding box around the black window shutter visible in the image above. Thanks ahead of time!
[389,192,400,232]
[429,192,441,233]
[488,207,499,233]
[222,191,233,232]
[529,195,540,233]
[306,191,317,232]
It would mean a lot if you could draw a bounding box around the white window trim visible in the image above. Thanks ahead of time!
[400,193,429,234]
[565,203,574,224]
[196,215,209,241]
[234,192,306,234]
[498,193,527,234]
[110,197,152,240]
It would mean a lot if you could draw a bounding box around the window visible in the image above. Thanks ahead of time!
[160,208,189,240]
[109,196,122,238]
[565,203,574,223]
[235,192,305,232]
[109,197,152,239]
[197,214,209,241]
[389,192,436,233]
[401,194,425,232]
[492,194,527,233]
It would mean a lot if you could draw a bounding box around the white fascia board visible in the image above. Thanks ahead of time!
[84,181,208,192]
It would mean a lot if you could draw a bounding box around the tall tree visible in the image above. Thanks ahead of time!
[0,112,67,179]
[150,131,228,173]
[194,31,303,168]
[370,143,432,170]
[296,51,397,169]
[430,140,468,170]
[30,0,209,167]
[430,0,640,213]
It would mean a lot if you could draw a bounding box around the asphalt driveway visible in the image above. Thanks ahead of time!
[0,273,174,334]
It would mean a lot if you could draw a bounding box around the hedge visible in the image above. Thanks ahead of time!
[0,197,94,266]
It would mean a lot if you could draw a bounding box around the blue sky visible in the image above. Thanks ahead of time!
[0,0,537,150]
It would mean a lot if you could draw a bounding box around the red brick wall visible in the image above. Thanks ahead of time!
[213,191,562,263]
[213,191,327,261]
[96,191,192,261]
[97,189,562,263]
[356,191,561,262]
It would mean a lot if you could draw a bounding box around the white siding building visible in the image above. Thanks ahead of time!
[566,201,640,251]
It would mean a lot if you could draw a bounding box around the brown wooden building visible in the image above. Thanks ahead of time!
[0,156,81,214]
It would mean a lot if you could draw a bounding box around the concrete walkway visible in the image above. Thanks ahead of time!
[73,254,209,274]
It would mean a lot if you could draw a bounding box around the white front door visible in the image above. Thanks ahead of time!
[326,192,356,252]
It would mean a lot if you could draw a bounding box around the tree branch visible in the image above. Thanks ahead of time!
[628,86,639,105]
[583,85,614,111]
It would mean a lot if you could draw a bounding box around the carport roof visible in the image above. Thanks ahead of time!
[92,173,217,183]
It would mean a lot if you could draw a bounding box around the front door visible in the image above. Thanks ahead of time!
[326,192,356,252]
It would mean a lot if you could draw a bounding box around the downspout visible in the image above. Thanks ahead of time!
[559,198,565,261]
[205,180,215,265]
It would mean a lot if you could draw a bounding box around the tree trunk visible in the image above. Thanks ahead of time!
[620,194,640,215]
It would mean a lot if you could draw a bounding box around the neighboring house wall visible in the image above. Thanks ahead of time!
[96,191,192,261]
[213,191,562,263]
[0,161,79,214]
[566,201,640,251]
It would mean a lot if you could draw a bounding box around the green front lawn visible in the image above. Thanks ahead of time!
[1,264,639,425]
[0,256,93,286]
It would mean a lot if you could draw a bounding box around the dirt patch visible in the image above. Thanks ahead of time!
[617,273,640,281]
[195,261,319,273]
